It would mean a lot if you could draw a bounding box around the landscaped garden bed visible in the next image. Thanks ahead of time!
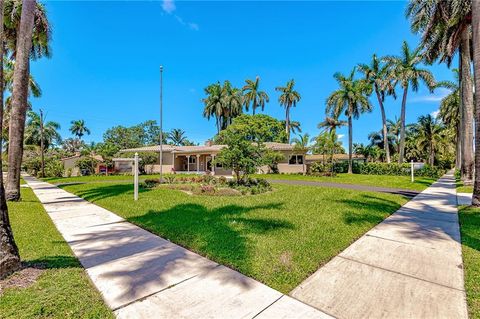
[57,179,408,293]
[141,175,272,195]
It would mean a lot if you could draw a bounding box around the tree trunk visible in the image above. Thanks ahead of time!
[5,0,36,201]
[460,29,475,185]
[471,0,480,205]
[285,106,290,143]
[398,86,408,163]
[348,115,353,174]
[40,110,44,178]
[456,123,462,170]
[375,86,390,163]
[0,0,21,279]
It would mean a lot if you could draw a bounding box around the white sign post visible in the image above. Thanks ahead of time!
[134,152,139,201]
[411,160,414,183]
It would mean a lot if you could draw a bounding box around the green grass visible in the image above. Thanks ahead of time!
[254,173,436,191]
[43,174,159,184]
[456,179,473,193]
[58,181,408,293]
[0,188,113,319]
[459,206,480,318]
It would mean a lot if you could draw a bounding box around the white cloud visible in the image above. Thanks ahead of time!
[162,0,199,31]
[411,88,450,103]
[337,134,345,139]
[162,0,176,14]
[430,110,440,118]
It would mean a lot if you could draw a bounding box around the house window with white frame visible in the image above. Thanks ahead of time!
[188,156,196,164]
[289,154,304,165]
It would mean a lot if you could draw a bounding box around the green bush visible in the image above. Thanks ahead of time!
[76,157,99,176]
[44,159,64,177]
[142,178,161,188]
[23,156,64,178]
[356,162,445,178]
[227,177,272,195]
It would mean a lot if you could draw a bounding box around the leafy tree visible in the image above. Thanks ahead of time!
[76,157,99,176]
[62,138,85,154]
[69,119,90,139]
[326,68,372,173]
[242,76,269,115]
[276,79,301,143]
[215,128,265,183]
[358,54,396,163]
[262,150,284,174]
[384,41,436,164]
[215,114,287,144]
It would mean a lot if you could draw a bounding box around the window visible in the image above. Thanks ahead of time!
[188,156,196,164]
[289,155,304,165]
[215,162,223,169]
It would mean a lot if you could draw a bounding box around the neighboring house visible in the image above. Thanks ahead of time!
[61,154,106,176]
[114,142,306,175]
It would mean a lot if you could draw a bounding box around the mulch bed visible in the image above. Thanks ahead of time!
[0,264,45,294]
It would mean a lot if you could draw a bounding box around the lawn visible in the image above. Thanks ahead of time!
[0,187,113,319]
[457,180,473,193]
[43,174,160,184]
[459,206,480,318]
[254,173,436,191]
[58,180,408,293]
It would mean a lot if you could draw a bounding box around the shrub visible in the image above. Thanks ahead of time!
[355,162,445,178]
[76,157,99,176]
[142,178,161,188]
[44,159,64,178]
[164,175,176,184]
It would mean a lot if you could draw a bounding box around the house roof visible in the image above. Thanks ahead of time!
[61,154,104,162]
[119,142,298,154]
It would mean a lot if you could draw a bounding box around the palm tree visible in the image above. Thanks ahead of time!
[221,80,242,129]
[24,110,60,177]
[413,115,445,165]
[358,54,396,163]
[384,41,436,164]
[242,76,269,115]
[0,0,20,280]
[318,116,347,135]
[167,128,188,146]
[387,117,402,154]
[407,0,473,182]
[472,0,480,206]
[292,133,310,150]
[69,119,90,140]
[281,120,301,137]
[203,82,223,134]
[6,0,37,201]
[437,71,461,169]
[276,79,301,143]
[326,68,372,173]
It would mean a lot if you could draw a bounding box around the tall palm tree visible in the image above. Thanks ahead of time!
[69,119,90,140]
[384,41,436,164]
[0,0,20,280]
[276,79,301,143]
[413,114,445,165]
[292,133,310,150]
[407,0,473,182]
[281,120,301,137]
[202,82,223,134]
[221,80,242,129]
[472,0,480,206]
[326,68,372,173]
[242,76,269,115]
[167,128,187,146]
[24,110,60,177]
[6,0,36,201]
[358,54,396,163]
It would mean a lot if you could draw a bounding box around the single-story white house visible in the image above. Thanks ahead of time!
[113,142,306,175]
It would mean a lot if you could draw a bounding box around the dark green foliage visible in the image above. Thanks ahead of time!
[23,156,63,178]
[75,157,99,176]
[356,163,445,178]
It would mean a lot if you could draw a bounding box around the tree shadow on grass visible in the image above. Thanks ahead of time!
[25,255,81,269]
[57,183,151,202]
[127,202,293,274]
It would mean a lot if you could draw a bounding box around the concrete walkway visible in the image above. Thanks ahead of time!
[23,175,331,319]
[267,179,420,197]
[291,172,468,318]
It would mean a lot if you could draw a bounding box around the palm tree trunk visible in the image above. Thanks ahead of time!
[398,85,408,163]
[471,0,480,205]
[460,29,474,185]
[285,106,290,143]
[456,121,462,170]
[348,115,353,174]
[40,111,44,178]
[5,0,36,201]
[375,86,390,163]
[0,0,20,279]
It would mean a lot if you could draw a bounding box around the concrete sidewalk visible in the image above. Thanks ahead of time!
[23,175,331,319]
[291,172,468,318]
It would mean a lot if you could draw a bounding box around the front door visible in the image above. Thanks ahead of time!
[206,156,212,171]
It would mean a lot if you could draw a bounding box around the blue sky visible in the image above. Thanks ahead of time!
[30,1,455,146]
